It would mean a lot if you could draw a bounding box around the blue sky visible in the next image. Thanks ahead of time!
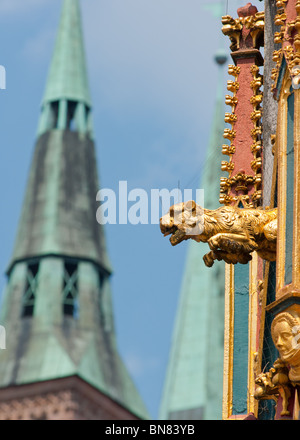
[0,0,263,419]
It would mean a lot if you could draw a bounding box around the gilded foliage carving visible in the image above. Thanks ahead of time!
[255,358,292,416]
[272,0,300,92]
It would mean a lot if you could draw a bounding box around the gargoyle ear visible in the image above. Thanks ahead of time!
[185,200,196,210]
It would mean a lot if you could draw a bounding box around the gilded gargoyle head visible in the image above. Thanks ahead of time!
[160,200,204,246]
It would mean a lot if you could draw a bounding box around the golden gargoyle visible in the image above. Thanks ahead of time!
[160,200,277,267]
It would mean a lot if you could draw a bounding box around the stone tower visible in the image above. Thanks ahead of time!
[0,0,148,420]
[159,51,227,420]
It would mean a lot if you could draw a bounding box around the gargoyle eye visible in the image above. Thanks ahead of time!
[185,200,195,210]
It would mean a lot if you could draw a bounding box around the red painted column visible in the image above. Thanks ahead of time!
[221,4,265,420]
[220,3,264,208]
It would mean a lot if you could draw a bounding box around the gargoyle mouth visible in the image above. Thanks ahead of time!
[162,226,176,237]
[161,225,186,246]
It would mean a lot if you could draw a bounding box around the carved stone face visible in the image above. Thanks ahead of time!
[272,320,297,362]
[291,65,300,89]
[271,312,300,366]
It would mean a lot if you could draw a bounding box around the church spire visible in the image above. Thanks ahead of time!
[159,51,227,421]
[37,0,93,137]
[7,0,108,274]
[0,0,148,420]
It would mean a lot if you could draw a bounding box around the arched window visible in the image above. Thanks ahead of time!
[22,262,39,317]
[62,262,79,318]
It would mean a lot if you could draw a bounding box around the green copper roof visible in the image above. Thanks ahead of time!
[42,0,92,107]
[8,130,111,274]
[0,0,149,420]
[10,0,102,270]
[159,53,227,420]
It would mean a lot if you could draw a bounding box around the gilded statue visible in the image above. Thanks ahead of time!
[160,200,277,267]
